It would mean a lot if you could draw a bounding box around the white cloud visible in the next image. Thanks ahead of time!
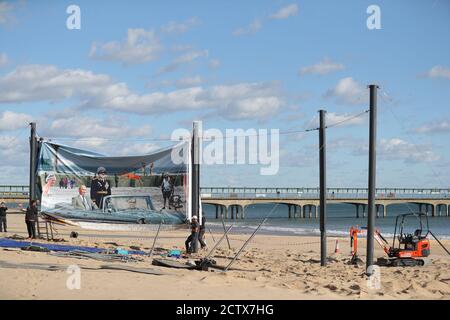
[414,119,450,134]
[269,4,299,20]
[89,28,162,65]
[300,58,345,76]
[356,138,440,163]
[0,64,285,120]
[221,96,283,120]
[147,76,204,89]
[0,135,29,169]
[39,115,155,156]
[0,111,34,131]
[43,115,152,139]
[425,65,450,80]
[175,76,203,88]
[0,53,8,67]
[0,64,122,103]
[118,142,160,156]
[208,58,221,69]
[0,1,13,25]
[379,138,440,163]
[328,136,365,150]
[326,77,367,105]
[161,17,199,34]
[326,112,367,127]
[232,19,262,36]
[157,49,209,74]
[67,140,162,157]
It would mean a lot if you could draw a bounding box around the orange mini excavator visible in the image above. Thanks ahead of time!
[349,213,448,267]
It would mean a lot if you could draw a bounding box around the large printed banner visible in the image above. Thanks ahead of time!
[37,141,191,227]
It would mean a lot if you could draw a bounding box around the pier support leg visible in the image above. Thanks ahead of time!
[362,205,366,218]
[356,204,360,219]
[242,206,245,219]
[288,204,292,219]
[303,205,307,218]
[432,204,435,217]
[309,206,312,219]
[315,205,318,219]
[299,205,303,219]
[419,204,423,214]
[383,205,386,218]
[225,206,228,219]
[215,205,219,219]
[375,204,379,218]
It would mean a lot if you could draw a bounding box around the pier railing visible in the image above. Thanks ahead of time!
[200,187,450,200]
[1,185,450,200]
[0,185,29,198]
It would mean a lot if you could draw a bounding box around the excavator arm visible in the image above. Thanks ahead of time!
[350,226,391,257]
[374,229,391,255]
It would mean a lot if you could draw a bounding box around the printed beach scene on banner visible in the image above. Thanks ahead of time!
[36,141,191,228]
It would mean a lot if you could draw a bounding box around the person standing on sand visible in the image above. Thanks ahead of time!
[0,202,8,232]
[22,200,38,239]
[185,215,199,254]
[198,215,207,249]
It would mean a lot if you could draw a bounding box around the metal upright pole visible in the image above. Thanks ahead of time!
[319,110,327,266]
[29,122,37,204]
[191,121,200,253]
[366,84,379,275]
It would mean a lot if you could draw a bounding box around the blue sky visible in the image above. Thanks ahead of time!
[0,0,450,187]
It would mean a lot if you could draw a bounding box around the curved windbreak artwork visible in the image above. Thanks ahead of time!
[36,141,191,227]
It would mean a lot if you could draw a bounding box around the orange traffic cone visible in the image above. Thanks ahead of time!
[334,239,340,254]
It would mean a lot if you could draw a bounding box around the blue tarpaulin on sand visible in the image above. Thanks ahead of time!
[0,238,146,255]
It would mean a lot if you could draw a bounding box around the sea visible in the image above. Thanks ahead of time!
[203,203,450,239]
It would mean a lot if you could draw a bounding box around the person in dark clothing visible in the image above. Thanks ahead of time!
[198,215,207,249]
[0,202,8,232]
[90,167,111,209]
[185,215,199,254]
[161,173,174,209]
[23,200,38,239]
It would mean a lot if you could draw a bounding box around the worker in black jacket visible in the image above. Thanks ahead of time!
[0,202,7,232]
[23,200,38,239]
[185,215,199,254]
[198,215,207,249]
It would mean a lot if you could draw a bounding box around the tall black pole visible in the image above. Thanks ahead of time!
[319,110,327,266]
[366,85,378,275]
[29,122,37,205]
[191,121,200,253]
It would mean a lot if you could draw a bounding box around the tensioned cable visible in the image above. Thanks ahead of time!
[1,125,29,150]
[325,109,369,129]
[40,109,370,142]
[380,88,447,189]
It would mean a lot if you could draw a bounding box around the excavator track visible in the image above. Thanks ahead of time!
[376,257,430,267]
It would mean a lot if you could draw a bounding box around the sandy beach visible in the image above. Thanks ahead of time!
[0,213,449,300]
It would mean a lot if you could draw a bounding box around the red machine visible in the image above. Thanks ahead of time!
[350,213,433,266]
